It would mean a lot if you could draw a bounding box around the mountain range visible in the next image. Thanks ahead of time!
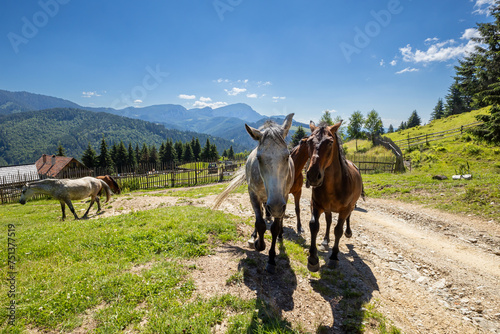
[0,89,308,165]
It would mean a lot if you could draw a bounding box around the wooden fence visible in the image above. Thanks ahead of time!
[346,154,397,174]
[393,122,482,150]
[0,161,244,204]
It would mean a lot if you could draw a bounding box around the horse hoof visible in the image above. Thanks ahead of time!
[318,243,328,252]
[345,231,352,238]
[277,236,283,243]
[298,227,305,235]
[247,237,255,248]
[307,257,320,272]
[328,259,339,269]
[265,263,276,274]
[254,239,265,252]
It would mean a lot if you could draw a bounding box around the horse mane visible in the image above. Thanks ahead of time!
[259,120,287,147]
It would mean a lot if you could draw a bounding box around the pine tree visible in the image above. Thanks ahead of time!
[201,139,211,161]
[209,144,219,161]
[128,143,137,167]
[163,140,176,165]
[388,124,394,133]
[407,110,422,128]
[191,138,201,161]
[471,104,500,144]
[431,98,445,121]
[319,110,334,125]
[291,125,307,147]
[445,82,468,116]
[139,143,149,165]
[115,141,128,168]
[98,136,114,173]
[56,142,66,156]
[81,143,98,168]
[174,141,184,162]
[227,146,235,160]
[149,145,159,164]
[182,143,194,162]
[397,121,407,131]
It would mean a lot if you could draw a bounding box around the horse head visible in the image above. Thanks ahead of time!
[245,113,295,218]
[19,183,33,205]
[306,120,343,187]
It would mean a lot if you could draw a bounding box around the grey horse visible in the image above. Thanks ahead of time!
[19,177,112,220]
[213,114,295,273]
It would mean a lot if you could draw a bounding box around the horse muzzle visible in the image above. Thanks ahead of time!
[19,199,26,205]
[265,201,287,218]
[306,169,324,187]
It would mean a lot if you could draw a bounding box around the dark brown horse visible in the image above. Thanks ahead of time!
[305,120,364,271]
[289,137,310,235]
[97,175,121,194]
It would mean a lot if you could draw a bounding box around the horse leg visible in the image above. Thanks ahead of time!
[65,199,79,220]
[60,201,66,221]
[82,197,95,219]
[308,207,322,272]
[328,212,349,268]
[250,195,266,252]
[294,190,305,235]
[95,196,101,212]
[266,217,282,273]
[345,213,352,238]
[319,212,332,252]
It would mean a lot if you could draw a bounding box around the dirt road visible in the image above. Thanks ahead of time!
[99,185,500,333]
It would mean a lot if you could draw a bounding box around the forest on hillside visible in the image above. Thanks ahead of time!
[0,108,248,166]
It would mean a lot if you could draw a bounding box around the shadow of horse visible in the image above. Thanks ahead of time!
[311,242,379,333]
[221,240,298,331]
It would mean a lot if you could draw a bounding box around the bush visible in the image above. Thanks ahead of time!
[120,178,141,192]
[464,144,482,156]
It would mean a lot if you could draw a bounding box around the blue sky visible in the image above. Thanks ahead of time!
[0,0,496,127]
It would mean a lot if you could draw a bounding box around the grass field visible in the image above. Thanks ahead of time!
[345,107,500,222]
[1,184,399,333]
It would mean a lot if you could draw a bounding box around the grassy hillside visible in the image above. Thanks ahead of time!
[353,107,500,222]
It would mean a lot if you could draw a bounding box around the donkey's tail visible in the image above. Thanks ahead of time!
[99,179,112,202]
[212,166,246,210]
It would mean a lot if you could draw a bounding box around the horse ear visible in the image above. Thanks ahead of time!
[309,121,317,132]
[281,113,294,138]
[245,124,262,141]
[328,120,343,134]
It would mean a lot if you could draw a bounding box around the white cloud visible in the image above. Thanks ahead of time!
[399,29,480,63]
[82,91,101,98]
[246,93,258,98]
[272,96,286,102]
[390,59,397,66]
[178,94,196,100]
[133,99,143,104]
[473,0,496,15]
[225,87,247,96]
[257,81,272,87]
[215,78,230,83]
[424,37,439,44]
[379,59,385,67]
[192,96,227,109]
[395,67,419,74]
[461,28,481,40]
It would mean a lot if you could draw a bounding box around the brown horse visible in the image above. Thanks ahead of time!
[97,175,121,194]
[289,137,310,235]
[305,120,364,271]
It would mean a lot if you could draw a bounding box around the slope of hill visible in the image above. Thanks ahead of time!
[0,108,249,165]
[0,89,80,115]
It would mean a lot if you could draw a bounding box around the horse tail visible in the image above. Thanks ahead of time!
[99,180,112,202]
[212,166,246,210]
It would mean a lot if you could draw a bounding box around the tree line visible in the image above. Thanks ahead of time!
[78,136,240,173]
